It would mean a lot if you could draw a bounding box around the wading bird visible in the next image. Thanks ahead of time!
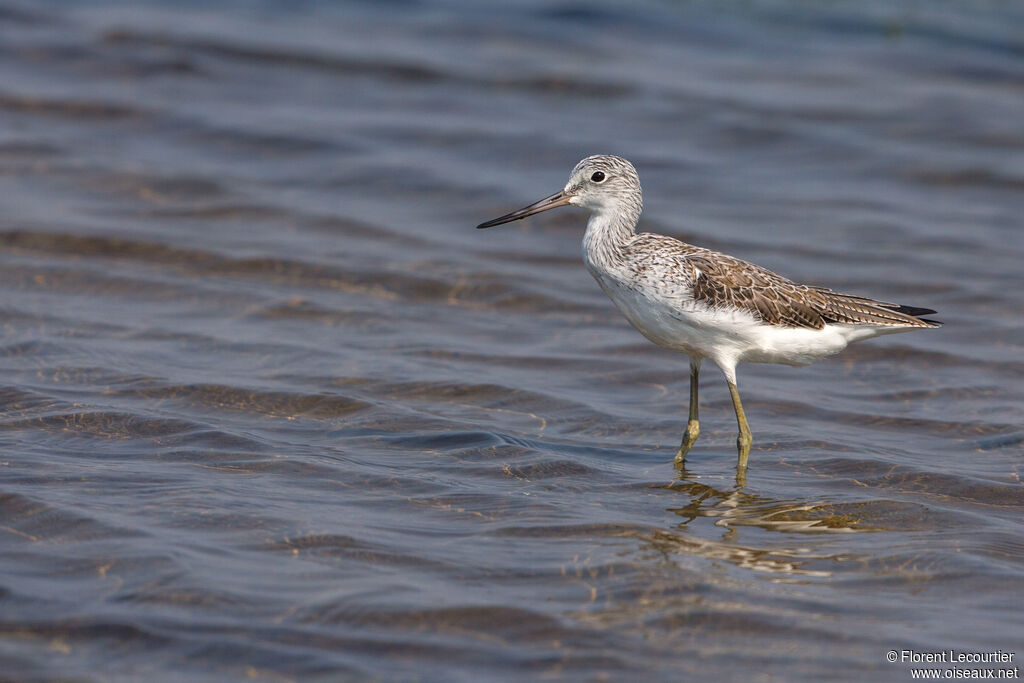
[477,155,939,474]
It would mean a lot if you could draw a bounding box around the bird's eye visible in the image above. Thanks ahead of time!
[590,171,606,183]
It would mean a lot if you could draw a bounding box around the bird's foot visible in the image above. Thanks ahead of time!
[736,429,752,469]
[674,420,700,464]
[734,463,748,488]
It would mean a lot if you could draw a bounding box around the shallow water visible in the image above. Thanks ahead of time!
[1,1,1022,680]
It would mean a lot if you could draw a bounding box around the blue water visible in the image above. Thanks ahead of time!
[1,1,1022,680]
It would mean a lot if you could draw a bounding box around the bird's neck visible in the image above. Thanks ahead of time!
[582,202,640,269]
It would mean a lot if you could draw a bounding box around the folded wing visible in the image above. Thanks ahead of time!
[686,253,941,329]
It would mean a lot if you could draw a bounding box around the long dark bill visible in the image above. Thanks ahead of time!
[476,190,572,229]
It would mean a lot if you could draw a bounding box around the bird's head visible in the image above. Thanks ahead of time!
[476,155,642,229]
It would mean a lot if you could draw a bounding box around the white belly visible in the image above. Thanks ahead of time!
[588,269,892,369]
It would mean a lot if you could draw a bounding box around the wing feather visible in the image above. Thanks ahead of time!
[683,251,940,329]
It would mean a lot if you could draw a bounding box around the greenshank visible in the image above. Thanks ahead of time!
[477,155,940,473]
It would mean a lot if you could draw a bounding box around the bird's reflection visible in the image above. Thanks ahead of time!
[667,462,877,533]
[640,461,891,578]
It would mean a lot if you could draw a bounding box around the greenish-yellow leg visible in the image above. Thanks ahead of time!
[674,359,701,464]
[727,380,753,471]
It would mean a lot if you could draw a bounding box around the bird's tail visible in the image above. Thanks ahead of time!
[812,288,942,327]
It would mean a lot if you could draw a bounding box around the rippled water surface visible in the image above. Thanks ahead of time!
[2,1,1022,680]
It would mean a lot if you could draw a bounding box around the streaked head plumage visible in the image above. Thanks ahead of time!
[563,155,642,212]
[475,154,642,230]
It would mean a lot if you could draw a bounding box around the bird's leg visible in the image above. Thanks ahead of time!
[727,380,753,470]
[674,358,701,464]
